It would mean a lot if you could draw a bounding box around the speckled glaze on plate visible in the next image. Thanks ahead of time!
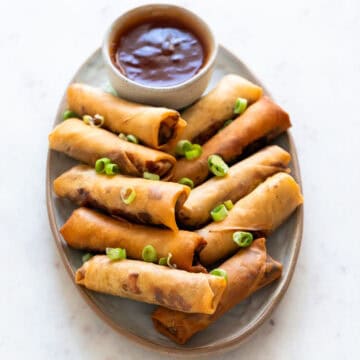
[46,45,303,357]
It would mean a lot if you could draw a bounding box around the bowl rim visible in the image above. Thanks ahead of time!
[46,44,303,357]
[101,3,218,92]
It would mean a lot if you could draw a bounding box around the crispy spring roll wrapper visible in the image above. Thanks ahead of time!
[61,207,206,272]
[198,173,303,265]
[177,74,263,145]
[152,238,282,344]
[53,165,190,231]
[178,145,291,227]
[75,256,226,314]
[49,119,176,179]
[171,96,291,185]
[67,83,186,150]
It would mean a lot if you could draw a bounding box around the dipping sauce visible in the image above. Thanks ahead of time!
[112,21,205,87]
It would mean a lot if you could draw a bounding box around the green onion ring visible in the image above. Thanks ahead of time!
[95,157,111,173]
[63,110,79,120]
[222,119,233,128]
[210,268,228,281]
[104,163,119,175]
[234,97,248,115]
[208,154,229,177]
[175,140,193,156]
[224,200,234,210]
[118,133,127,141]
[142,245,158,263]
[126,134,139,144]
[185,144,202,160]
[158,257,168,266]
[120,186,136,205]
[210,204,228,222]
[233,231,253,247]
[178,177,194,189]
[106,247,127,261]
[143,171,160,181]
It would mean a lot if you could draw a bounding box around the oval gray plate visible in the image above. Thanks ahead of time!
[46,45,303,356]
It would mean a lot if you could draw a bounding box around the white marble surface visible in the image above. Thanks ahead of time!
[0,0,359,359]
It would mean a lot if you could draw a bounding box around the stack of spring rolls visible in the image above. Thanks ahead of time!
[49,74,303,344]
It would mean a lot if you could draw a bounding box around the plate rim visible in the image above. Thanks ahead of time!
[46,44,303,357]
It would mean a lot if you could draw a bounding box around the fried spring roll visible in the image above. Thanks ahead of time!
[178,74,263,145]
[171,97,291,185]
[75,256,226,314]
[53,165,190,231]
[61,207,206,272]
[152,238,282,344]
[67,83,186,150]
[198,173,303,265]
[178,146,291,227]
[49,119,176,179]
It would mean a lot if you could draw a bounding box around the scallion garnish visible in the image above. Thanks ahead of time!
[63,110,79,120]
[142,245,158,263]
[233,231,253,247]
[208,154,229,177]
[95,157,111,173]
[118,133,127,141]
[224,199,234,210]
[210,204,228,222]
[126,134,139,144]
[106,247,127,261]
[234,97,248,115]
[222,119,233,128]
[120,186,136,205]
[185,144,202,160]
[178,177,194,189]
[105,163,119,175]
[175,140,193,156]
[143,172,160,181]
[210,268,228,281]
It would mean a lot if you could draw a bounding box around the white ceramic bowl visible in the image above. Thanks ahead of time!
[102,4,218,109]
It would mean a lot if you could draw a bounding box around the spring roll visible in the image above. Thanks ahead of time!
[178,74,263,145]
[61,207,206,272]
[178,145,291,227]
[171,96,291,185]
[53,165,190,231]
[152,238,282,344]
[49,119,176,179]
[198,173,303,265]
[75,256,226,314]
[67,83,186,150]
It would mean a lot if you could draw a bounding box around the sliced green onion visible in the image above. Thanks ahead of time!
[178,177,194,189]
[208,155,229,177]
[233,231,253,247]
[222,119,233,128]
[143,171,160,181]
[95,157,111,173]
[185,144,202,160]
[234,97,248,115]
[82,253,93,263]
[126,134,139,144]
[158,257,168,266]
[210,204,228,222]
[166,253,177,268]
[118,133,127,141]
[106,247,127,261]
[93,114,105,127]
[63,110,79,120]
[83,114,105,127]
[224,200,234,210]
[120,186,136,205]
[175,140,193,156]
[105,163,119,175]
[210,268,228,281]
[142,245,157,263]
[83,114,93,125]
